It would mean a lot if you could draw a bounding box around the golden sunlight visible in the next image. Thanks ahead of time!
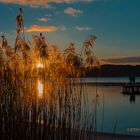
[36,63,44,68]
[38,79,43,98]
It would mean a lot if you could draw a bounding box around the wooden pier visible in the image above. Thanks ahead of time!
[123,83,140,94]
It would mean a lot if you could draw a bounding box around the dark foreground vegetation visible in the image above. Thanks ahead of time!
[0,8,101,140]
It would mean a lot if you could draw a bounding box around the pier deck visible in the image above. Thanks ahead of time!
[123,83,140,94]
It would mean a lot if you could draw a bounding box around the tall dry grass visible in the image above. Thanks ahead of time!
[0,9,100,140]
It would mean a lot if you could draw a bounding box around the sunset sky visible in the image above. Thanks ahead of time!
[0,0,140,65]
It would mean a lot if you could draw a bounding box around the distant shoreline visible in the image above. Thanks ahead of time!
[81,82,123,86]
[79,81,140,86]
[95,131,140,140]
[85,64,140,77]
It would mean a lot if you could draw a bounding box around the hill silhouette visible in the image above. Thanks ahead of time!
[85,64,140,77]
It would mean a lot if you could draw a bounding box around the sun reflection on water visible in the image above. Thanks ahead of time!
[38,79,43,98]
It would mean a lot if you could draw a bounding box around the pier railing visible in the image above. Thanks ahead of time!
[123,83,140,94]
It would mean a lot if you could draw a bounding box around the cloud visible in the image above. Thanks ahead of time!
[82,0,94,2]
[55,11,62,15]
[26,25,66,32]
[43,4,55,9]
[101,56,140,65]
[30,5,39,8]
[75,26,92,31]
[0,32,4,35]
[38,18,50,22]
[0,0,72,6]
[59,26,66,31]
[64,7,83,16]
[0,0,95,5]
[46,14,52,17]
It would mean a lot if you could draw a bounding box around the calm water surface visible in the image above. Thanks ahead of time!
[83,77,140,83]
[85,77,140,136]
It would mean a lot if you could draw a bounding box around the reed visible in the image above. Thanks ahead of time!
[0,8,100,140]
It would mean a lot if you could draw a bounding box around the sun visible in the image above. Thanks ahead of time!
[36,63,44,68]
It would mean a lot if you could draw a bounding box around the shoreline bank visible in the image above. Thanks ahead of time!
[95,132,140,140]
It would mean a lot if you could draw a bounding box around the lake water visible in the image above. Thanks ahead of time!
[85,77,140,136]
[82,77,140,83]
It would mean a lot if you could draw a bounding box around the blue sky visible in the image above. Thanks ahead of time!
[0,0,140,64]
